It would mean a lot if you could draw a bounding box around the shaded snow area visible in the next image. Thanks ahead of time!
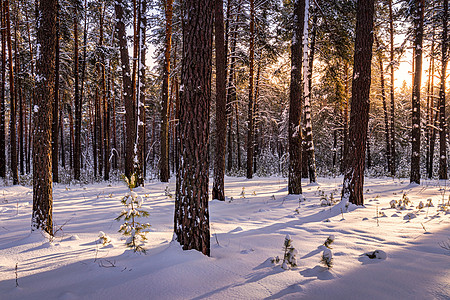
[1,177,449,299]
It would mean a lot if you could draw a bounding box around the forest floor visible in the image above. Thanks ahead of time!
[0,176,449,299]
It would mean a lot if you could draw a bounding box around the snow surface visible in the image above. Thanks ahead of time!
[0,176,449,299]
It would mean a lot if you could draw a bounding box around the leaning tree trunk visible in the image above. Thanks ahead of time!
[175,0,213,257]
[160,0,173,183]
[32,0,57,234]
[288,0,305,194]
[115,0,134,180]
[341,0,374,206]
[246,0,255,179]
[410,0,424,184]
[212,0,227,200]
[438,0,448,180]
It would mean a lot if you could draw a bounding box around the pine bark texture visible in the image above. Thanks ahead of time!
[288,0,305,195]
[388,0,396,175]
[114,0,135,180]
[410,0,424,184]
[212,0,227,201]
[174,0,214,256]
[341,0,374,205]
[160,0,173,183]
[52,6,60,183]
[0,0,5,178]
[438,0,448,180]
[32,0,57,234]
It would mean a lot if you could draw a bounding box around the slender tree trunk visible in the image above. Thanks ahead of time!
[438,0,448,180]
[288,0,305,194]
[60,108,65,168]
[410,0,424,184]
[341,0,374,205]
[389,0,396,176]
[52,5,60,183]
[235,100,241,170]
[137,0,147,183]
[246,0,255,179]
[213,0,227,200]
[73,6,81,180]
[160,0,173,182]
[0,0,5,178]
[5,0,18,184]
[174,0,213,256]
[375,35,391,173]
[340,63,349,174]
[115,0,135,180]
[32,0,57,234]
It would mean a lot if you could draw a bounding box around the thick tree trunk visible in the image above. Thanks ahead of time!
[213,0,227,200]
[174,0,213,256]
[73,6,81,180]
[410,0,424,184]
[341,0,374,205]
[32,0,57,234]
[438,0,448,180]
[340,64,349,174]
[246,0,255,179]
[160,0,173,182]
[115,0,135,180]
[288,0,305,194]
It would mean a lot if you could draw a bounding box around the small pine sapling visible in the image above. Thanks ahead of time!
[98,231,111,246]
[321,248,333,269]
[417,201,424,209]
[116,174,151,253]
[323,235,335,248]
[240,187,246,198]
[281,234,298,270]
[389,200,397,208]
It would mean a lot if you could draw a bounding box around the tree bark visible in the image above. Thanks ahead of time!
[341,0,374,205]
[52,4,60,183]
[174,0,213,256]
[0,0,5,178]
[5,0,18,184]
[246,0,255,179]
[213,0,227,201]
[438,0,448,180]
[288,0,305,194]
[32,0,57,234]
[410,0,424,184]
[73,5,81,180]
[160,0,173,182]
[115,0,135,180]
[388,0,396,175]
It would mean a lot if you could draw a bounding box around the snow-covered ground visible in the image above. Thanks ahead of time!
[0,176,449,299]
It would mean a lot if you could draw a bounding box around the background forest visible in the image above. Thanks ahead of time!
[0,0,448,185]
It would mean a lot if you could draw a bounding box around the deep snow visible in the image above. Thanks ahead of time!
[0,176,449,299]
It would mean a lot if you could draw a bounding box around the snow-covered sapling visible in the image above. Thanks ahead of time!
[323,235,335,248]
[98,231,111,246]
[116,174,151,253]
[390,200,397,208]
[321,249,333,269]
[240,187,246,198]
[417,201,424,209]
[402,193,411,206]
[281,234,298,270]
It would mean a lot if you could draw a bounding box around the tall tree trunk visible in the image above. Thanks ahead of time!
[341,0,374,205]
[340,63,349,174]
[160,0,173,182]
[288,0,305,194]
[174,0,213,256]
[410,0,424,184]
[60,108,65,168]
[5,0,18,184]
[438,0,448,180]
[375,35,391,173]
[388,0,396,176]
[426,37,435,178]
[246,0,255,179]
[235,100,241,169]
[213,0,227,200]
[137,0,147,184]
[303,0,317,183]
[0,0,5,178]
[73,6,81,180]
[32,0,57,234]
[52,4,60,183]
[115,0,134,180]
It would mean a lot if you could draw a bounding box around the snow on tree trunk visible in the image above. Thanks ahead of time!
[341,0,374,206]
[438,0,448,180]
[174,0,213,257]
